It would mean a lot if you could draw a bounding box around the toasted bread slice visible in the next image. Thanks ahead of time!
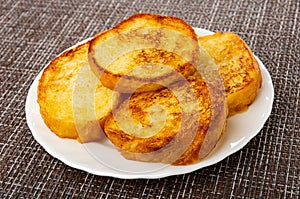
[198,32,262,116]
[38,41,112,142]
[104,77,227,165]
[89,13,199,93]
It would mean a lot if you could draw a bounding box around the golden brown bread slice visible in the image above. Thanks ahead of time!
[37,41,112,142]
[89,13,200,93]
[104,76,227,165]
[198,32,262,116]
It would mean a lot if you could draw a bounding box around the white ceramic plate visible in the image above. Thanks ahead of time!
[25,28,274,179]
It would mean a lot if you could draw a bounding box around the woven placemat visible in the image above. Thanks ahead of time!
[0,0,299,198]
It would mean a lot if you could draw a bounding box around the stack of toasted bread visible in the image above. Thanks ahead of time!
[37,13,262,165]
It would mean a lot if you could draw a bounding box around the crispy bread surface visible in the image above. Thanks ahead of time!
[89,13,199,93]
[198,32,262,116]
[37,42,112,142]
[104,77,227,165]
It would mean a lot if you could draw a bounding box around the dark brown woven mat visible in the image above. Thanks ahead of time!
[1,0,299,198]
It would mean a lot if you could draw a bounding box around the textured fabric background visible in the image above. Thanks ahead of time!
[0,0,299,198]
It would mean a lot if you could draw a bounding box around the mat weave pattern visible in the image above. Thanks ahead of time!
[0,0,299,198]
